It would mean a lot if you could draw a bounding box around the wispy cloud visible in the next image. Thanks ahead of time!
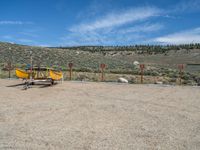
[19,32,38,38]
[37,44,53,47]
[0,21,33,25]
[172,0,200,13]
[61,6,163,46]
[154,27,200,44]
[61,23,160,46]
[176,0,200,11]
[117,23,164,34]
[69,6,161,32]
[1,35,13,40]
[17,39,35,43]
[61,1,200,46]
[1,34,36,44]
[76,0,114,20]
[65,35,145,46]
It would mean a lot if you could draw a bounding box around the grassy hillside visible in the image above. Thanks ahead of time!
[0,42,200,85]
[1,42,200,69]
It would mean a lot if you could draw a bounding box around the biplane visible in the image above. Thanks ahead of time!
[15,66,63,89]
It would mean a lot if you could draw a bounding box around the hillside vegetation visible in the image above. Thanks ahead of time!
[0,42,200,85]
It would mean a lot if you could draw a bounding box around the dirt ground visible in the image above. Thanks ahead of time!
[0,79,200,150]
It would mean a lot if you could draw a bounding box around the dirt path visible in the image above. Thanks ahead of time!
[0,79,200,149]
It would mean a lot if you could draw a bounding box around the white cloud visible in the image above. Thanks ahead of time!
[18,39,35,43]
[19,32,38,38]
[76,0,114,20]
[173,0,200,13]
[69,6,160,32]
[117,23,164,34]
[0,21,33,25]
[1,35,13,39]
[61,6,163,46]
[61,29,147,46]
[0,21,23,25]
[61,22,163,46]
[38,44,52,47]
[154,27,200,44]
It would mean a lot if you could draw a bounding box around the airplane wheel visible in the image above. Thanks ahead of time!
[51,79,54,85]
[23,82,28,90]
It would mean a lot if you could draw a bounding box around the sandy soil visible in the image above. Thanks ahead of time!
[0,79,200,150]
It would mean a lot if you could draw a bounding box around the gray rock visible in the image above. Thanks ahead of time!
[118,77,128,83]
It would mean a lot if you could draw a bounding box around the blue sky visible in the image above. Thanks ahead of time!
[0,0,200,46]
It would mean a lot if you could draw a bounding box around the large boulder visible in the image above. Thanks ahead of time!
[133,61,140,66]
[118,77,128,83]
[155,81,163,85]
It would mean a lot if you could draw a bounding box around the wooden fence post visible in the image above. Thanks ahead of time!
[178,64,184,85]
[100,64,106,81]
[140,64,145,84]
[68,63,73,80]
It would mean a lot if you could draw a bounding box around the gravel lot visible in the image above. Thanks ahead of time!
[0,79,200,150]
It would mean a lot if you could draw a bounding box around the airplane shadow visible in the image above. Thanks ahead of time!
[7,83,25,87]
[7,82,58,89]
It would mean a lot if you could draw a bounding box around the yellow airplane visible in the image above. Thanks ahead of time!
[15,66,63,89]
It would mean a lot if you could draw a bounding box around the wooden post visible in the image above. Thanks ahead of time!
[178,64,184,85]
[5,61,12,79]
[8,62,11,78]
[8,47,12,79]
[30,51,33,81]
[140,64,145,84]
[100,64,106,81]
[68,63,73,80]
